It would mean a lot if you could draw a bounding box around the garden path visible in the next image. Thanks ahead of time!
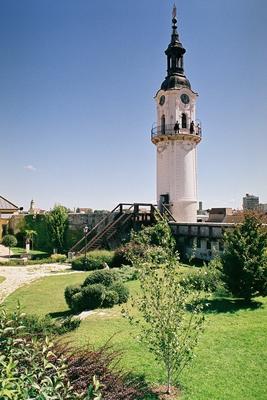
[0,244,13,261]
[0,264,81,303]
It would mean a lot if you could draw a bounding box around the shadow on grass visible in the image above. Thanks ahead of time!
[125,373,160,399]
[49,310,72,319]
[202,297,263,314]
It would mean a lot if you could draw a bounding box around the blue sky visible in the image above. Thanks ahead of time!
[1,0,267,211]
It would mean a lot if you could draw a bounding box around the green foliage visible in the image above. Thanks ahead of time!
[50,253,67,263]
[65,270,129,312]
[18,313,80,335]
[115,266,139,282]
[65,284,82,308]
[87,376,102,399]
[0,308,79,400]
[46,204,69,253]
[24,214,52,252]
[72,250,115,271]
[102,290,120,308]
[112,246,132,267]
[124,219,204,394]
[181,258,224,293]
[127,218,177,269]
[0,257,63,266]
[221,213,267,300]
[1,234,17,249]
[82,270,116,287]
[110,282,130,304]
[71,284,106,312]
[23,229,37,250]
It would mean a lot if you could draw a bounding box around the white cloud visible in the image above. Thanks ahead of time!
[24,165,37,172]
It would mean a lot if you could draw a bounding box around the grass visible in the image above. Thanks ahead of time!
[4,272,267,400]
[11,247,48,258]
[0,276,6,284]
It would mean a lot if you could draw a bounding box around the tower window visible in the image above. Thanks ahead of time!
[182,113,187,128]
[161,115,166,134]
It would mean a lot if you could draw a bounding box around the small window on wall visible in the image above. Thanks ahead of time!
[182,113,187,128]
[206,240,211,250]
[197,238,201,248]
[161,115,166,134]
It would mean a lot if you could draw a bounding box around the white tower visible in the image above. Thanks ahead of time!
[151,6,202,222]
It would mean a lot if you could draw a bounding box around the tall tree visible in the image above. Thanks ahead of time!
[46,205,68,253]
[222,212,267,301]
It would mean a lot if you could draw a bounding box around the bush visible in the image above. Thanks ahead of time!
[70,284,106,312]
[71,292,85,313]
[51,253,67,263]
[20,313,80,335]
[0,308,79,400]
[112,245,131,267]
[115,266,139,282]
[82,269,117,287]
[65,284,82,308]
[72,250,115,271]
[110,281,130,304]
[103,290,119,308]
[181,259,223,293]
[0,309,153,400]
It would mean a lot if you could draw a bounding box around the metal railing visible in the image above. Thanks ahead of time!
[151,123,202,139]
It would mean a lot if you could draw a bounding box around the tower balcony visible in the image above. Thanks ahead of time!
[151,123,202,145]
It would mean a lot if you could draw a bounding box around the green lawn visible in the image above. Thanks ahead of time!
[4,273,267,400]
[11,247,48,258]
[0,276,5,284]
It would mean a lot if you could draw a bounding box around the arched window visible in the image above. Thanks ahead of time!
[182,113,187,129]
[161,115,166,134]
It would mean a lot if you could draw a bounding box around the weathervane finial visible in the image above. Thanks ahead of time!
[172,3,177,18]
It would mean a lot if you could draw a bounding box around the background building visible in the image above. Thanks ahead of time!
[243,194,259,210]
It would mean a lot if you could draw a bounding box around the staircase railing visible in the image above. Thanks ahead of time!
[69,202,176,255]
[161,203,176,222]
[69,203,123,254]
[78,204,134,254]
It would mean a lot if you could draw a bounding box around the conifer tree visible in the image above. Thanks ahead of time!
[222,213,267,301]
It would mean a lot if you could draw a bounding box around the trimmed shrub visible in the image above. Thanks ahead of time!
[65,284,81,308]
[71,292,85,313]
[82,269,117,287]
[51,253,67,263]
[110,282,130,304]
[70,284,106,312]
[103,290,119,308]
[72,250,115,271]
[80,284,106,310]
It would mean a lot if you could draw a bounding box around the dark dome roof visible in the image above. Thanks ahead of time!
[161,74,191,90]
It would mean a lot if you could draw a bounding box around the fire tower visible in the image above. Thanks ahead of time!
[151,5,202,222]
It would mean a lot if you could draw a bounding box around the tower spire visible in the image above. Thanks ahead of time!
[160,4,191,90]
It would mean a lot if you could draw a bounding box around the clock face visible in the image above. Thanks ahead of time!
[159,95,165,106]
[180,94,190,104]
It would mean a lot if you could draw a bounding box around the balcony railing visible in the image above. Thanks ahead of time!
[151,123,202,139]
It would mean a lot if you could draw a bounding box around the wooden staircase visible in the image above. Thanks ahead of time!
[69,202,175,256]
